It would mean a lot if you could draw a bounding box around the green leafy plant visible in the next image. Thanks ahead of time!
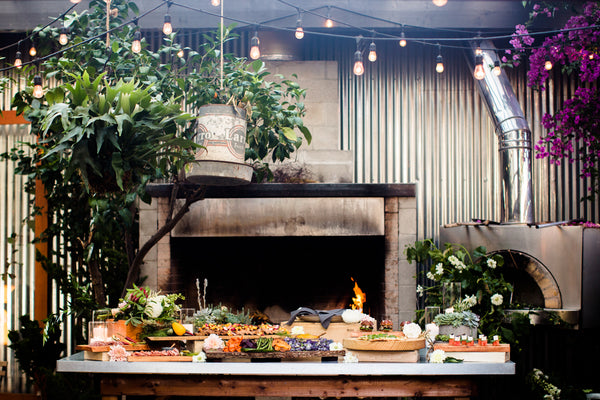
[113,284,184,326]
[38,70,197,194]
[406,239,511,337]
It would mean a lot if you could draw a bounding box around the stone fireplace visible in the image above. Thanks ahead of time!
[140,183,417,326]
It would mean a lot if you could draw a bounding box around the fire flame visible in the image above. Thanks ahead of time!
[350,277,366,311]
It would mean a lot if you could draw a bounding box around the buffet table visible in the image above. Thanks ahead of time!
[57,352,515,398]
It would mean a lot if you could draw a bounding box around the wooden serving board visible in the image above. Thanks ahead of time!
[145,335,281,341]
[127,355,194,362]
[433,343,510,352]
[76,344,149,352]
[343,337,425,351]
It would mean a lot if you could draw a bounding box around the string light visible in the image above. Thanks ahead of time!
[132,30,142,53]
[435,45,444,73]
[353,38,364,76]
[295,11,304,39]
[59,27,69,46]
[14,51,22,69]
[432,0,448,6]
[70,0,81,3]
[211,0,220,6]
[33,75,43,98]
[473,54,485,80]
[163,15,172,35]
[325,6,333,28]
[544,54,553,70]
[29,40,37,57]
[368,41,377,62]
[399,31,407,47]
[177,48,184,58]
[493,60,502,76]
[249,31,260,60]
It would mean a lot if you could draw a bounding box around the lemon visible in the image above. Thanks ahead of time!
[172,322,187,336]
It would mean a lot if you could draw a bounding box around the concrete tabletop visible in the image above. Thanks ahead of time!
[57,352,515,376]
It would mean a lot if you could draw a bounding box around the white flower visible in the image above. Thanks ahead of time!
[402,322,422,339]
[444,307,454,314]
[465,295,477,308]
[192,352,207,363]
[430,349,446,363]
[108,344,130,362]
[416,285,424,297]
[491,293,503,306]
[425,323,439,341]
[448,255,466,270]
[435,263,444,275]
[291,326,305,335]
[426,271,435,281]
[203,334,225,350]
[329,342,344,351]
[144,297,164,319]
[343,352,359,363]
[487,258,497,269]
[341,309,363,323]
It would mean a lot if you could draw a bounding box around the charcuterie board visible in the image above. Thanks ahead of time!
[204,350,345,361]
[127,355,193,362]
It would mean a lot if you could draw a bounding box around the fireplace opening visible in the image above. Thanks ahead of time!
[490,249,561,309]
[169,235,386,323]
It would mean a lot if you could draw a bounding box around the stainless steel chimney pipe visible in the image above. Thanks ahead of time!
[467,41,534,224]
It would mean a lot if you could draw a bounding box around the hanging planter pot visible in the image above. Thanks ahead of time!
[185,104,253,186]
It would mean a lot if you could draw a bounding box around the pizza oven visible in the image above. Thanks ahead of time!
[440,224,600,329]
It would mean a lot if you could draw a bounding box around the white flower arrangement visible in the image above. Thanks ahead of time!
[429,349,446,363]
[491,293,504,306]
[192,352,207,363]
[144,297,164,319]
[402,322,422,339]
[343,352,359,363]
[329,342,344,351]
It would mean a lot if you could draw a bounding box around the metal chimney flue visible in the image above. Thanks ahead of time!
[467,41,534,224]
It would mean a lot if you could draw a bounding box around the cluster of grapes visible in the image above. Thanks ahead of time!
[284,337,333,351]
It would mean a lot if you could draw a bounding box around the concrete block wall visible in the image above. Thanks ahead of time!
[264,60,353,183]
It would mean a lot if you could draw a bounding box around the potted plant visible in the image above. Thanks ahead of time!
[182,25,312,183]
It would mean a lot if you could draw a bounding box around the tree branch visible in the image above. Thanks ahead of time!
[121,185,207,297]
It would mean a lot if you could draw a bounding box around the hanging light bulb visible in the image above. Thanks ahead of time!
[325,6,333,28]
[70,0,82,3]
[177,48,184,58]
[33,75,43,99]
[59,27,69,46]
[353,50,364,76]
[14,51,22,69]
[399,31,407,48]
[163,15,173,35]
[295,14,304,40]
[211,0,220,6]
[29,42,36,57]
[474,54,485,80]
[432,0,448,6]
[249,32,260,60]
[132,30,142,54]
[493,60,502,76]
[475,46,483,56]
[544,55,553,71]
[368,41,377,62]
[435,46,444,73]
